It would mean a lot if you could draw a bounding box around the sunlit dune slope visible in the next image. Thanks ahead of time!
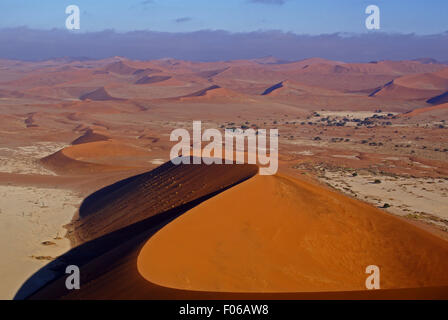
[138,174,448,292]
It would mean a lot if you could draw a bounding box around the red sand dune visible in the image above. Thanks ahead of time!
[3,57,446,102]
[181,85,222,97]
[261,80,343,96]
[371,68,448,100]
[103,60,139,75]
[272,60,448,92]
[41,140,149,174]
[70,160,258,244]
[139,173,448,292]
[19,162,448,299]
[134,75,172,85]
[269,58,344,71]
[0,89,25,98]
[79,87,121,101]
[194,68,229,79]
[251,56,291,65]
[402,103,448,119]
[71,128,110,145]
[427,91,448,105]
[178,85,246,102]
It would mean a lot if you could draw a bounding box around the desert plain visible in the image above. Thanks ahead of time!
[0,56,447,299]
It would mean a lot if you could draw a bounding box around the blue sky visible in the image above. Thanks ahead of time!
[1,0,447,34]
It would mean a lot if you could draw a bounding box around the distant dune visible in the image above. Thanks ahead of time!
[177,85,246,102]
[261,80,344,97]
[194,68,229,79]
[427,91,448,105]
[402,102,448,119]
[262,81,284,95]
[370,67,448,101]
[135,75,172,85]
[0,89,25,98]
[2,56,446,101]
[71,129,110,145]
[103,61,138,75]
[41,140,148,174]
[79,87,120,101]
[413,58,441,65]
[182,85,221,97]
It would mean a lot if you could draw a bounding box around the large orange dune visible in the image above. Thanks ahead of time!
[138,173,448,292]
[17,161,448,300]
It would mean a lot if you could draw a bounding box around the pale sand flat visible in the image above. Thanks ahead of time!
[321,171,448,221]
[0,185,82,299]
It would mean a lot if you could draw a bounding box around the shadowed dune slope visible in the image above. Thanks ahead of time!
[17,160,258,299]
[70,159,259,244]
[262,81,284,95]
[138,174,448,293]
[71,129,110,145]
[181,85,221,97]
[261,80,343,96]
[427,91,448,105]
[135,75,172,85]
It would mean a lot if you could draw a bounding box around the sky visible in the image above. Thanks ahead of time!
[1,0,447,34]
[0,0,447,61]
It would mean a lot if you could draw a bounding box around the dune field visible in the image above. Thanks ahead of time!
[0,57,447,299]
